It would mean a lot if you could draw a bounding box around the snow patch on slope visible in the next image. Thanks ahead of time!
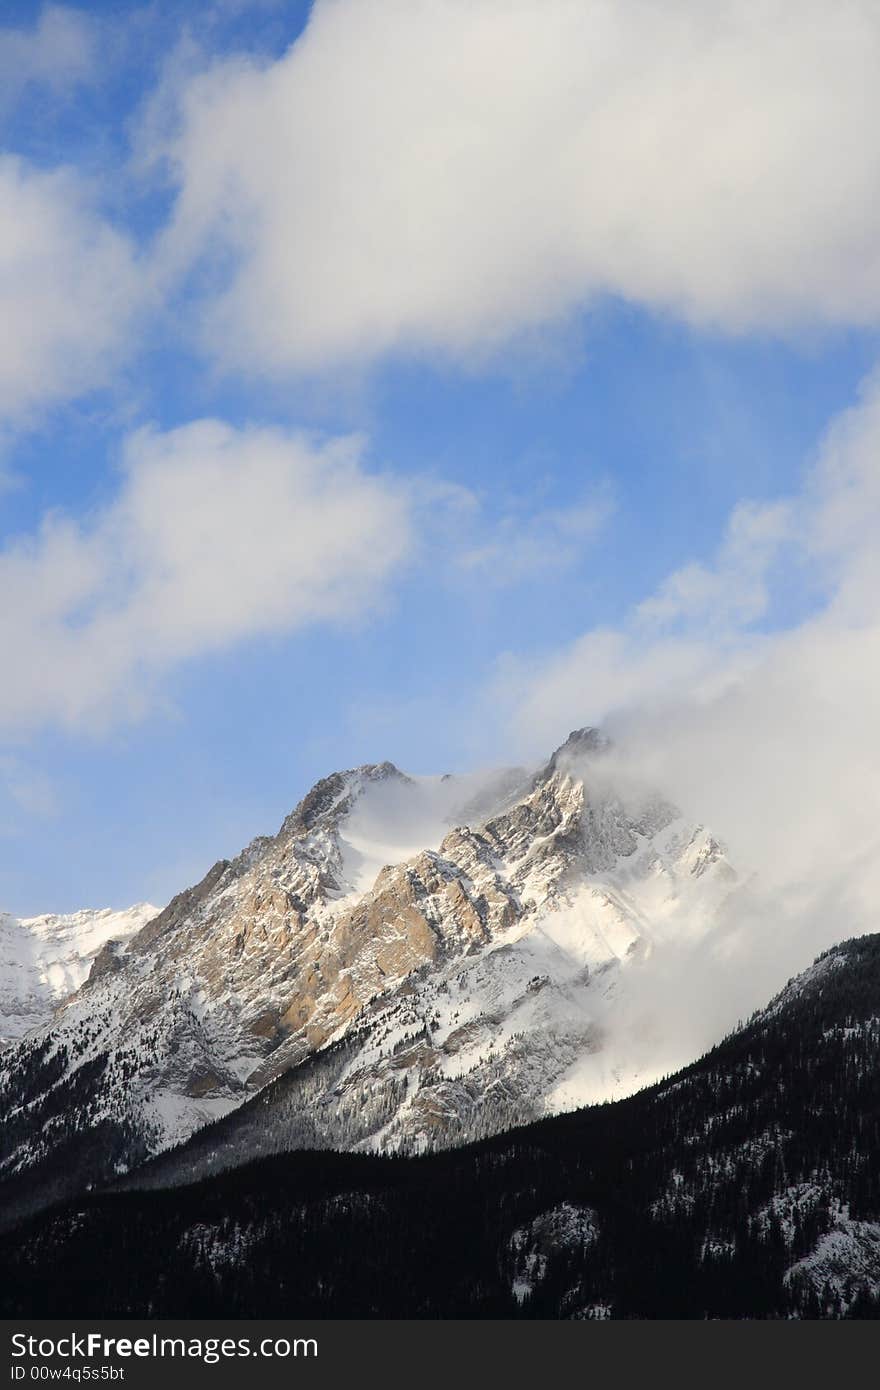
[786,1218,880,1312]
[509,1203,598,1303]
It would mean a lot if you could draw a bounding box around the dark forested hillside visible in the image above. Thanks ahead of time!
[2,934,879,1320]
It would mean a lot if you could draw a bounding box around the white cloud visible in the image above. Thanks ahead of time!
[636,499,794,631]
[151,0,880,377]
[0,420,411,732]
[0,11,143,431]
[0,6,94,106]
[0,157,143,426]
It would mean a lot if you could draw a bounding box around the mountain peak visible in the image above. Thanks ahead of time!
[543,726,607,778]
[279,760,406,840]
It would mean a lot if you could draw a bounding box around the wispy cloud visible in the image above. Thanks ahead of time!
[454,486,613,586]
[0,755,59,828]
[0,6,95,111]
[635,499,795,632]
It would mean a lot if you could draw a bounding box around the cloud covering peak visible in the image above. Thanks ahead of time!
[499,369,880,954]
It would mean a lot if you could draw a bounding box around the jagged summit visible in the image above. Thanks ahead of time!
[542,726,608,778]
[131,761,409,957]
[279,760,407,839]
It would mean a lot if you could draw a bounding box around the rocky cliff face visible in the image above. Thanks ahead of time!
[0,731,737,1222]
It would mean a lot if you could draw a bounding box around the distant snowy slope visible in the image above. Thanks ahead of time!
[0,904,159,1045]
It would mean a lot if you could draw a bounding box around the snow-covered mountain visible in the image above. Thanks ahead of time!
[0,903,159,1046]
[0,729,741,1222]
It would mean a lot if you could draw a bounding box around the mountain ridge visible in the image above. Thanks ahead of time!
[0,729,737,1225]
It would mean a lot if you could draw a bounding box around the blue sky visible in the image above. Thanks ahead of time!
[3,1,880,914]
